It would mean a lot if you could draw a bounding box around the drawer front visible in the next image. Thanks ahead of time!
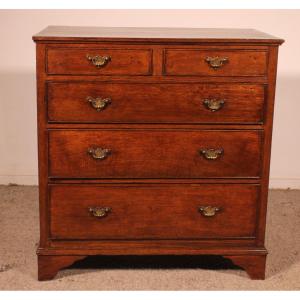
[49,130,262,179]
[164,49,267,76]
[50,184,259,240]
[46,47,152,75]
[48,82,265,124]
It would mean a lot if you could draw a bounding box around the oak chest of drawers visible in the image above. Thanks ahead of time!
[33,26,283,280]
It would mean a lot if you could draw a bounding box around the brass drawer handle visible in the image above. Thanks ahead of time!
[199,148,224,160]
[87,147,111,160]
[87,96,111,111]
[198,206,221,217]
[205,56,228,69]
[203,99,225,112]
[89,207,111,218]
[86,54,111,68]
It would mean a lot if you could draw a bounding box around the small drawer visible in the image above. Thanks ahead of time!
[47,82,265,124]
[50,184,259,240]
[46,47,153,75]
[164,49,267,76]
[48,129,262,179]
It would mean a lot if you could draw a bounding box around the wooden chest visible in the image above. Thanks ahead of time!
[33,26,283,280]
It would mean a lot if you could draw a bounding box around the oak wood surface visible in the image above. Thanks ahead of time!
[36,43,49,249]
[37,251,266,280]
[47,47,152,75]
[46,123,263,130]
[47,82,265,124]
[38,255,86,281]
[48,129,262,179]
[33,27,283,280]
[49,184,259,240]
[164,49,267,76]
[33,26,284,44]
[49,238,257,249]
[38,244,267,256]
[225,255,267,280]
[256,46,279,246]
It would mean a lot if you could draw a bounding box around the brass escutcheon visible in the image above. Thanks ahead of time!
[205,56,229,69]
[198,206,221,217]
[199,148,224,160]
[86,96,111,111]
[86,54,111,68]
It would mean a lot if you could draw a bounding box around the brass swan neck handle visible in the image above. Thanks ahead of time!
[199,148,224,160]
[89,207,112,218]
[87,147,111,160]
[86,54,111,68]
[203,99,225,112]
[205,56,229,69]
[86,96,111,111]
[198,206,221,217]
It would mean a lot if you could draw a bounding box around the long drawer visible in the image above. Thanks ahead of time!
[47,82,265,124]
[48,129,262,179]
[50,184,259,240]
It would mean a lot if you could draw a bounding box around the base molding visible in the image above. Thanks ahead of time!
[37,246,267,281]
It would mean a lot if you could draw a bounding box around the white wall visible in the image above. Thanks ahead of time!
[0,9,299,187]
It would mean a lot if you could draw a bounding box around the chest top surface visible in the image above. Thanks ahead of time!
[33,26,284,44]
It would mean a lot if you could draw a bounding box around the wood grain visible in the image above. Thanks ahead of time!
[46,47,152,75]
[164,49,267,76]
[33,26,283,280]
[48,129,262,179]
[49,184,259,240]
[48,82,265,124]
[225,255,267,280]
[38,255,86,281]
[33,26,284,44]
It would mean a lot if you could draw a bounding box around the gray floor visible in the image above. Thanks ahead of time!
[0,186,299,290]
